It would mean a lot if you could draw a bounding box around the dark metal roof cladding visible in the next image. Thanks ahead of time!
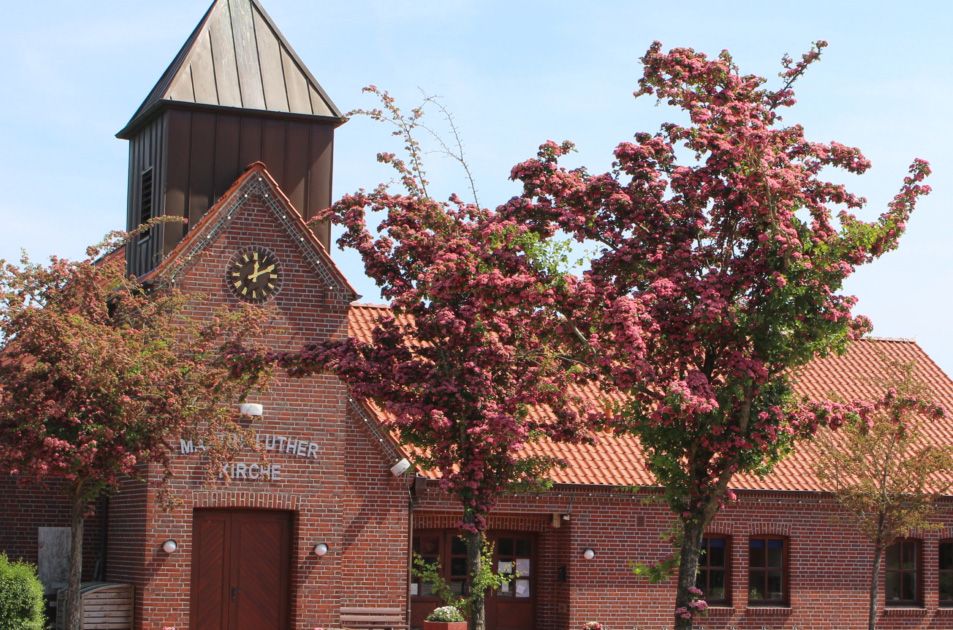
[118,0,342,139]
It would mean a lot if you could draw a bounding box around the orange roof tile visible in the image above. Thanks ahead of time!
[347,305,953,493]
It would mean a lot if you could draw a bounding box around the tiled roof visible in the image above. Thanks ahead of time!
[348,305,953,493]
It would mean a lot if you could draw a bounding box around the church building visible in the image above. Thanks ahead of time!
[2,2,953,629]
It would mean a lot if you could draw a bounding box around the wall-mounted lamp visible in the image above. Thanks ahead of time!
[162,539,178,554]
[313,543,329,557]
[562,514,571,521]
[390,458,411,477]
[239,403,264,417]
[582,548,595,560]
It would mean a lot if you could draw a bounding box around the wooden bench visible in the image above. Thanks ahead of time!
[340,606,406,629]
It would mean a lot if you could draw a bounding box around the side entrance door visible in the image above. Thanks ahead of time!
[486,533,535,630]
[190,509,292,630]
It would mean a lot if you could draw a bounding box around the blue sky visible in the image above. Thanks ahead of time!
[0,1,950,375]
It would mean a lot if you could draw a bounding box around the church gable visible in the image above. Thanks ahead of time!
[148,163,357,347]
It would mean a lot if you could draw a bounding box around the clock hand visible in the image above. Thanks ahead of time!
[248,264,276,281]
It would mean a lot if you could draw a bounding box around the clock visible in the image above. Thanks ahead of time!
[227,246,282,302]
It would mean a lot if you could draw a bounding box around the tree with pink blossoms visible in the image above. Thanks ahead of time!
[0,233,270,630]
[273,88,591,630]
[504,41,930,628]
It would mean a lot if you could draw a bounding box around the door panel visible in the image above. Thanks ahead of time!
[230,512,291,630]
[487,534,535,630]
[191,512,230,630]
[190,510,292,630]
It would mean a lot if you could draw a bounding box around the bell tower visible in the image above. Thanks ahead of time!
[117,0,344,277]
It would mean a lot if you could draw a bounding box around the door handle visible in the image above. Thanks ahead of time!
[230,586,239,601]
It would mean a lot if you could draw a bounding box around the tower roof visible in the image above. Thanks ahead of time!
[118,0,343,138]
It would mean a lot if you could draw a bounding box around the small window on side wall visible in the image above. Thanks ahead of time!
[696,536,730,605]
[885,538,921,606]
[748,536,787,606]
[940,541,953,607]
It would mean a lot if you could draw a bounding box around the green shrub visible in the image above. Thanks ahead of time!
[0,554,45,630]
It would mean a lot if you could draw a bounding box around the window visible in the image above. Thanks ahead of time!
[411,532,443,598]
[885,539,921,606]
[696,536,730,605]
[138,167,154,241]
[941,541,953,606]
[495,535,532,599]
[748,536,787,605]
[412,531,534,601]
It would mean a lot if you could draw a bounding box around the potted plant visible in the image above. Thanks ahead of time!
[423,605,467,630]
[584,623,604,630]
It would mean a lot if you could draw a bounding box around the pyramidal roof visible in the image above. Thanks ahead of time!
[118,0,342,138]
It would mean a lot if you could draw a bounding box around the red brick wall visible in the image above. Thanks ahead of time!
[124,177,411,630]
[0,478,102,583]
[414,483,953,630]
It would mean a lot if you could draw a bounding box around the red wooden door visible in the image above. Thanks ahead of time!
[191,510,292,630]
[486,533,535,630]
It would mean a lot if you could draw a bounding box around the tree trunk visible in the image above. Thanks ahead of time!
[66,486,86,630]
[465,529,486,630]
[674,519,705,630]
[463,512,486,630]
[868,543,883,630]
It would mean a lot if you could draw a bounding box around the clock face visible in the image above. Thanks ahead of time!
[227,246,281,302]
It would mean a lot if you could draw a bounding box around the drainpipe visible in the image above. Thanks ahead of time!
[406,476,420,629]
[93,495,109,581]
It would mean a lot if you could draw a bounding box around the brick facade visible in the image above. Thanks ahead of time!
[114,172,412,630]
[2,170,953,630]
[415,485,953,630]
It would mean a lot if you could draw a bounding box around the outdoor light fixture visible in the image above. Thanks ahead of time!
[390,458,412,477]
[582,548,595,560]
[313,543,329,557]
[162,540,178,554]
[239,402,264,417]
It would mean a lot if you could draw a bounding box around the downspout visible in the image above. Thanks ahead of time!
[93,495,109,581]
[407,475,421,628]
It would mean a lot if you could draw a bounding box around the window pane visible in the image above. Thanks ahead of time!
[515,578,530,598]
[941,543,953,570]
[420,537,439,555]
[749,570,763,601]
[767,571,783,600]
[709,570,726,601]
[497,580,512,597]
[708,539,726,567]
[498,538,514,556]
[422,582,434,596]
[902,542,917,570]
[450,580,466,595]
[451,537,467,555]
[515,539,531,556]
[767,540,783,569]
[886,544,900,569]
[902,573,917,602]
[940,572,953,603]
[450,557,467,577]
[750,539,765,568]
[885,572,900,601]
